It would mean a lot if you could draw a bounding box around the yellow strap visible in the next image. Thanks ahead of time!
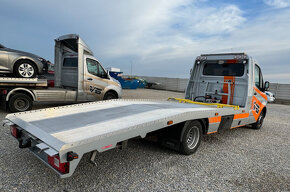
[168,97,239,110]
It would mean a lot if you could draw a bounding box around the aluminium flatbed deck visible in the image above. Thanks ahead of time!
[5,99,242,178]
[0,77,47,87]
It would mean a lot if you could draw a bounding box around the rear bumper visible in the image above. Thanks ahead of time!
[12,128,71,177]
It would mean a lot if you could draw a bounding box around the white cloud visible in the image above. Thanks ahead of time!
[181,5,245,35]
[100,2,245,58]
[264,0,290,8]
[0,0,290,82]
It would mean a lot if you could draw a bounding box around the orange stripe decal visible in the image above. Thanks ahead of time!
[230,124,246,129]
[222,76,235,104]
[207,131,217,134]
[251,96,264,121]
[234,113,249,120]
[209,116,221,123]
[253,87,268,100]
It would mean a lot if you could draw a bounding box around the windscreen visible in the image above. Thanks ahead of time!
[203,62,245,76]
[63,57,78,67]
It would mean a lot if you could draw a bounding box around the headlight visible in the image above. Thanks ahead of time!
[37,58,45,62]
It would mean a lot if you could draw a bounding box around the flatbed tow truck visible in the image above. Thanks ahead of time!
[0,34,122,112]
[4,52,270,178]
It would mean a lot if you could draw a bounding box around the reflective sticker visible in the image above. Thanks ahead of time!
[54,157,60,168]
[209,116,221,123]
[101,144,113,149]
[233,113,249,119]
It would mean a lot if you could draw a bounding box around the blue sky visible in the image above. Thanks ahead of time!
[1,0,290,83]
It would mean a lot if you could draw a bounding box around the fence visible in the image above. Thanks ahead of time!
[131,76,290,103]
[268,83,290,104]
[135,76,189,92]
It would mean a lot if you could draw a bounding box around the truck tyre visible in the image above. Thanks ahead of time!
[179,120,202,155]
[251,111,265,129]
[8,93,33,112]
[14,60,37,78]
[103,92,117,100]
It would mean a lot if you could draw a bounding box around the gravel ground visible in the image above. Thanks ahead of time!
[0,89,289,192]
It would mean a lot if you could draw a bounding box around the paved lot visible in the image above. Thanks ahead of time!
[0,89,289,191]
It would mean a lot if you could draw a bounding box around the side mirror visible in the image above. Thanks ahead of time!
[264,81,270,91]
[101,73,107,78]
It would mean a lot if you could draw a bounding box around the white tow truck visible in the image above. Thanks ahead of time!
[4,53,270,178]
[0,34,122,112]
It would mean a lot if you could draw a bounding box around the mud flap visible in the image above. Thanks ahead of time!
[218,115,234,132]
[0,95,7,111]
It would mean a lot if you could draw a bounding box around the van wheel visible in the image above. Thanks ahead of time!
[252,111,265,129]
[103,92,117,100]
[8,93,33,112]
[14,60,37,78]
[179,120,202,155]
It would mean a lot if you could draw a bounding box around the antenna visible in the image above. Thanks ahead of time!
[130,60,133,77]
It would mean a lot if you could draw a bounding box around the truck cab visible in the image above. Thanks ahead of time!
[186,53,269,129]
[54,34,122,101]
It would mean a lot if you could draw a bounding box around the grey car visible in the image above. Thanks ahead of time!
[0,43,48,78]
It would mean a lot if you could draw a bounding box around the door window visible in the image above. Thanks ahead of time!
[98,64,106,78]
[87,58,107,78]
[255,64,263,90]
[87,59,99,76]
[63,57,78,67]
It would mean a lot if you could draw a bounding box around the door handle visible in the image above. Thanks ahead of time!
[87,78,93,81]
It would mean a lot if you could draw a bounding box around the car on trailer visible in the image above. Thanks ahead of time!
[0,43,48,78]
[0,34,122,112]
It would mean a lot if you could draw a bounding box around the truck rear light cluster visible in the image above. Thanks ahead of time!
[10,125,21,138]
[234,55,248,59]
[196,56,207,60]
[0,89,7,94]
[47,80,54,87]
[48,155,70,174]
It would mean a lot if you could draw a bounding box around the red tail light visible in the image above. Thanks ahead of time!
[10,125,21,138]
[47,80,54,87]
[226,59,238,63]
[1,89,7,94]
[48,155,69,174]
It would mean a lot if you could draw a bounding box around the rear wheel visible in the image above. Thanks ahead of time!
[8,93,33,112]
[179,120,202,155]
[14,60,37,78]
[252,111,265,129]
[103,92,117,100]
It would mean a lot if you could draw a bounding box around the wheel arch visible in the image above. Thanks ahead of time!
[179,118,208,142]
[6,88,36,101]
[262,106,267,117]
[12,58,39,74]
[104,89,118,99]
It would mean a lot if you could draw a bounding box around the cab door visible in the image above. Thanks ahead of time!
[251,64,267,121]
[84,57,108,100]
